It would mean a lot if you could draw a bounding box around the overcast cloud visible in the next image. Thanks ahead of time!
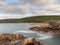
[0,0,60,19]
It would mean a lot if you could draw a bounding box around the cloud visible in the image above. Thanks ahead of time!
[0,1,32,14]
[0,0,60,16]
[39,0,55,5]
[0,14,29,19]
[47,5,60,12]
[18,0,56,5]
[0,1,7,6]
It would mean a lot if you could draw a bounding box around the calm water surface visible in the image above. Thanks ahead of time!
[0,23,60,45]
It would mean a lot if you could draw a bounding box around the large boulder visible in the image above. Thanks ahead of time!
[22,37,42,45]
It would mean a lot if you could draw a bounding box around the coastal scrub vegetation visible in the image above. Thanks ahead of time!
[0,16,60,23]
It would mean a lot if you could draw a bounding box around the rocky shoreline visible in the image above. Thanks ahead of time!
[0,33,44,45]
[29,21,60,34]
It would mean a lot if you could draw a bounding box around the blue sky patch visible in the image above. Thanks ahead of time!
[3,0,19,5]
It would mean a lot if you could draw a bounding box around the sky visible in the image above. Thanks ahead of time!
[0,0,60,19]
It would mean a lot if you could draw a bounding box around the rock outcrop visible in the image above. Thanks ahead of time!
[29,21,60,34]
[0,33,44,45]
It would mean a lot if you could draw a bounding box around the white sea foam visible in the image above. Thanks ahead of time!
[37,33,53,40]
[16,30,53,40]
[16,30,37,33]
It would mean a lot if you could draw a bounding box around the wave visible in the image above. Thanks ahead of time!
[15,30,53,40]
[16,30,37,33]
[37,34,53,40]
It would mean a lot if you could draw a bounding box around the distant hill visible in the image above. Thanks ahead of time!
[0,16,60,23]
